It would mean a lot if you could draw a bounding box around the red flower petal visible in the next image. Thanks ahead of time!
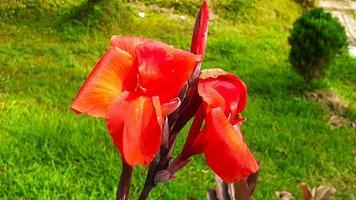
[180,105,206,159]
[201,108,258,182]
[71,47,136,117]
[190,0,209,57]
[161,97,181,116]
[136,41,201,103]
[106,94,163,166]
[110,36,152,58]
[198,74,247,117]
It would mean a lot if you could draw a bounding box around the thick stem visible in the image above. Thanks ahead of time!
[116,160,133,200]
[138,157,159,200]
[138,182,154,200]
[138,119,170,200]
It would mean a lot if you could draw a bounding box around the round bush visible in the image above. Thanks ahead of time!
[289,8,347,81]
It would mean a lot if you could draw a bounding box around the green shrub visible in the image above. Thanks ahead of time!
[289,8,347,82]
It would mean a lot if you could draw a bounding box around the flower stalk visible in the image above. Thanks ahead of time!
[116,159,133,200]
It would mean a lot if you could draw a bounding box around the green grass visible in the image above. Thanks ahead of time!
[0,0,355,199]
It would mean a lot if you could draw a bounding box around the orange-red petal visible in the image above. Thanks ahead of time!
[136,41,201,103]
[71,47,136,117]
[181,105,206,159]
[106,94,163,166]
[110,36,152,58]
[198,74,247,117]
[161,97,181,116]
[200,108,258,182]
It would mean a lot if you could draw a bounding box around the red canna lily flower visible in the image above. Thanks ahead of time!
[71,36,201,166]
[180,68,259,182]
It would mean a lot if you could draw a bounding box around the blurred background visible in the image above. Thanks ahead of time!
[0,0,355,199]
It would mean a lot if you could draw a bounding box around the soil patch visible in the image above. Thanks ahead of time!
[305,89,356,128]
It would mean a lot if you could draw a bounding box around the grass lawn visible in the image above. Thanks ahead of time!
[0,0,355,199]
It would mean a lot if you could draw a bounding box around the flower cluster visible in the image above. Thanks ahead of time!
[71,1,258,199]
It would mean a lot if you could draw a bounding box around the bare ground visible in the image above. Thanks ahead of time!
[305,89,356,128]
